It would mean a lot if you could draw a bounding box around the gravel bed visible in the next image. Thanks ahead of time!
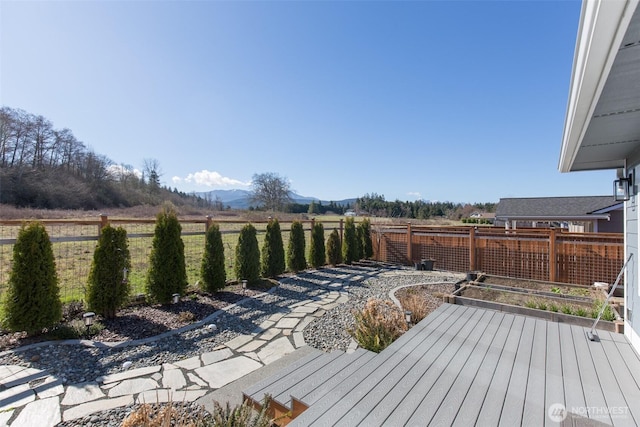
[303,269,462,351]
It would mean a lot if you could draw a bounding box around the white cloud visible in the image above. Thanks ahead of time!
[407,191,422,199]
[172,170,250,188]
[107,164,142,179]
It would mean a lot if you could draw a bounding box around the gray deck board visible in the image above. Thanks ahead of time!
[544,322,566,427]
[427,311,506,427]
[450,313,514,427]
[354,304,483,426]
[318,304,468,426]
[498,316,537,426]
[382,307,491,426]
[571,324,614,425]
[253,303,640,427]
[522,318,547,427]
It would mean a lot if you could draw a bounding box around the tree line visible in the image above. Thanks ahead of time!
[0,106,213,209]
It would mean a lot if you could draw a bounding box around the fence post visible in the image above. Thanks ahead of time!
[339,219,344,246]
[549,228,557,282]
[311,217,315,232]
[206,215,213,232]
[99,214,108,235]
[407,222,413,264]
[469,227,476,272]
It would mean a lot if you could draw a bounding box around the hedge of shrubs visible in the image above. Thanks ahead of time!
[2,212,373,335]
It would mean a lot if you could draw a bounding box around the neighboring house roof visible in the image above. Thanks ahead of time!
[495,196,622,221]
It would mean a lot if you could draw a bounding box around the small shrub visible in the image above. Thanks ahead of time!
[47,319,104,340]
[309,222,326,268]
[3,222,62,335]
[549,303,559,312]
[592,301,617,322]
[211,394,274,427]
[201,222,227,292]
[349,299,408,353]
[146,204,188,304]
[342,217,358,265]
[177,311,196,322]
[537,301,548,311]
[398,293,429,323]
[550,287,561,294]
[524,299,538,309]
[121,401,211,427]
[326,229,342,266]
[235,223,261,284]
[87,225,131,319]
[261,218,285,278]
[287,220,306,272]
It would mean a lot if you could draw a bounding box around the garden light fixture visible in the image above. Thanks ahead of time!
[242,280,247,290]
[83,312,95,334]
[172,293,180,304]
[405,310,412,325]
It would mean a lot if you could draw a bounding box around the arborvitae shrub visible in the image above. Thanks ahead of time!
[355,224,364,261]
[360,218,373,259]
[87,225,131,318]
[235,223,260,284]
[309,222,326,268]
[326,228,342,266]
[146,205,187,304]
[261,218,285,278]
[201,222,226,292]
[287,220,306,272]
[342,217,358,265]
[3,222,62,334]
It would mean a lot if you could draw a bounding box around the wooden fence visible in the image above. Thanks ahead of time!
[371,225,624,286]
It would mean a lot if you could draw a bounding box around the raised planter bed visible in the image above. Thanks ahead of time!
[449,276,623,333]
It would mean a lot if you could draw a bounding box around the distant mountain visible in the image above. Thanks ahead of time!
[195,189,355,210]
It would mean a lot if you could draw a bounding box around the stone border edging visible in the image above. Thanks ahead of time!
[389,279,466,311]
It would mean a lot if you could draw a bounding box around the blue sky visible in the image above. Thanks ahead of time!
[1,0,614,203]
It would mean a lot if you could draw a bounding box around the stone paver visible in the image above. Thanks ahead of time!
[161,369,186,391]
[0,383,34,411]
[257,336,295,365]
[0,273,360,426]
[200,348,233,365]
[100,365,161,385]
[107,378,158,398]
[10,396,60,427]
[61,382,104,405]
[63,395,134,421]
[195,356,262,389]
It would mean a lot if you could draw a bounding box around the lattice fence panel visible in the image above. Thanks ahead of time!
[413,232,468,272]
[557,236,624,286]
[475,235,549,281]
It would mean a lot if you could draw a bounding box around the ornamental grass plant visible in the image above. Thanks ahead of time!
[350,298,408,353]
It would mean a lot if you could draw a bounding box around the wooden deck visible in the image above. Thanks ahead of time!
[244,303,640,426]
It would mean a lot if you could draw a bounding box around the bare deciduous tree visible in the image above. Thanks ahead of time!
[251,172,291,211]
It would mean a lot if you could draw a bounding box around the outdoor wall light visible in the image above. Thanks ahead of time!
[614,176,632,201]
[83,312,95,333]
[172,293,180,304]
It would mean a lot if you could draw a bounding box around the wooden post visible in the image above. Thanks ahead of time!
[407,222,413,264]
[206,215,213,232]
[99,214,108,235]
[469,227,476,272]
[339,219,344,246]
[311,217,315,231]
[549,228,557,282]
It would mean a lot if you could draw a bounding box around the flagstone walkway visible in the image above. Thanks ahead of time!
[0,286,351,426]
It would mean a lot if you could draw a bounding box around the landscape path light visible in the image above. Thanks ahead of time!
[83,312,95,335]
[405,310,412,325]
[172,293,180,304]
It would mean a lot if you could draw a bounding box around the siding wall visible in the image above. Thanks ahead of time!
[627,165,640,350]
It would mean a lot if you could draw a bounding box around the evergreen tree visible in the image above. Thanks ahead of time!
[146,204,187,303]
[326,228,342,266]
[3,222,62,334]
[287,220,307,272]
[261,218,285,278]
[235,223,260,284]
[201,222,226,292]
[309,222,326,268]
[360,218,374,259]
[342,217,358,264]
[87,225,131,318]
